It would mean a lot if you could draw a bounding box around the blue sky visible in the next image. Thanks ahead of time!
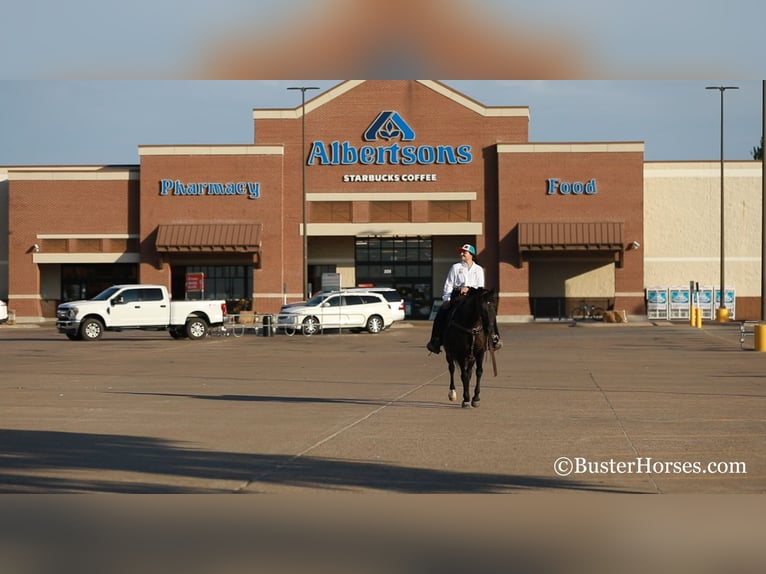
[0,1,763,165]
[0,81,762,166]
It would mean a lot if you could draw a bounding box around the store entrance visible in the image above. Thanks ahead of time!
[354,237,433,319]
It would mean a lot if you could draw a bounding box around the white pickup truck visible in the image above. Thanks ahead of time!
[56,284,227,341]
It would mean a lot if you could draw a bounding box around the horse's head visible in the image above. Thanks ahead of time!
[466,287,496,308]
[478,287,496,304]
[453,288,496,328]
[478,288,497,319]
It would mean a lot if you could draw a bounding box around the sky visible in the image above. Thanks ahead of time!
[0,81,762,166]
[0,1,763,166]
[0,1,763,79]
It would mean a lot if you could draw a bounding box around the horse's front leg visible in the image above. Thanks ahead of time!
[472,352,484,408]
[461,357,474,408]
[447,355,458,402]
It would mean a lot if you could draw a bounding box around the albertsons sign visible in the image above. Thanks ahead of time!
[307,111,473,166]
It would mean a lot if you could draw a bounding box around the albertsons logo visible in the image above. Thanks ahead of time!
[307,110,472,166]
[363,111,416,142]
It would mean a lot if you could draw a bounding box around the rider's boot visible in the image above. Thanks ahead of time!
[427,303,449,354]
[426,336,442,354]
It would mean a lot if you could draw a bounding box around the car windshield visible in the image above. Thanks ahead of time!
[304,293,331,307]
[91,287,122,301]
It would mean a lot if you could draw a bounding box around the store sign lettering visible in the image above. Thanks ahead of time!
[159,179,261,200]
[343,173,437,183]
[547,178,597,195]
[308,110,473,167]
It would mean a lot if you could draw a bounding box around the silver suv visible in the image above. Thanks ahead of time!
[278,290,393,335]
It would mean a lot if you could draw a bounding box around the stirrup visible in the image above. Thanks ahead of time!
[426,339,441,354]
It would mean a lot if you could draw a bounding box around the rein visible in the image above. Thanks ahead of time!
[447,319,482,363]
[447,320,482,336]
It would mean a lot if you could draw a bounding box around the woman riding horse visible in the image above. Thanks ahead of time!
[426,243,502,355]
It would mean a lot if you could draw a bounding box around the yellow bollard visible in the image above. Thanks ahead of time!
[755,324,766,352]
[715,307,729,322]
[689,307,697,327]
[695,307,703,328]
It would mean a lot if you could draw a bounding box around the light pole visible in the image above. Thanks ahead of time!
[706,85,739,322]
[288,86,320,300]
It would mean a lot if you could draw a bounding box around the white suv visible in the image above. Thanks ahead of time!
[343,287,405,322]
[278,291,393,335]
[0,300,8,324]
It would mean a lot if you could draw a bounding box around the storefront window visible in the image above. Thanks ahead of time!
[174,265,253,312]
[355,237,432,319]
[61,264,137,301]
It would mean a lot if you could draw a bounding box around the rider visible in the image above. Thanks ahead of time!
[426,243,502,354]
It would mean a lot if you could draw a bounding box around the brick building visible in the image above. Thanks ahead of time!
[1,80,762,321]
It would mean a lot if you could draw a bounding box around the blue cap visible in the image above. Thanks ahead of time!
[458,244,476,255]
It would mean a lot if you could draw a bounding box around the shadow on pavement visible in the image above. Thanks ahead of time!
[111,390,450,409]
[0,429,640,494]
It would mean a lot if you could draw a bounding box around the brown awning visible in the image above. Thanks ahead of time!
[518,222,624,252]
[155,223,262,254]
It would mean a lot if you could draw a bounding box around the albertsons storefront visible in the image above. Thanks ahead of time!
[1,81,762,321]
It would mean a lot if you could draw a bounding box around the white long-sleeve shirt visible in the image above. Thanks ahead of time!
[442,261,485,301]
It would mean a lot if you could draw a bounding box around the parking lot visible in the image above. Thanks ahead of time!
[0,320,763,493]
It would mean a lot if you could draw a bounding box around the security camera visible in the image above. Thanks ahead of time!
[32,244,40,252]
[630,240,640,250]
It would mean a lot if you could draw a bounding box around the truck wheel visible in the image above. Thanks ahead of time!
[185,317,208,340]
[80,318,104,341]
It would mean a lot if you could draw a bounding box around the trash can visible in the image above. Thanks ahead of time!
[262,314,274,337]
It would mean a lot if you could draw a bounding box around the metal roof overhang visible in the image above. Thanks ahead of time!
[155,223,262,266]
[518,222,625,266]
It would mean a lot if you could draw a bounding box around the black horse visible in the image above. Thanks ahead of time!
[443,287,497,408]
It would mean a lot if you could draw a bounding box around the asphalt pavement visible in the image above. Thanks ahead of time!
[0,319,763,493]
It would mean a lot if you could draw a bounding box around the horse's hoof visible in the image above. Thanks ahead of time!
[448,389,457,402]
[471,399,481,408]
[461,401,470,408]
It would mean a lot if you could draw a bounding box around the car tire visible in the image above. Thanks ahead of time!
[366,315,384,334]
[79,318,104,341]
[302,316,319,336]
[185,317,208,340]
